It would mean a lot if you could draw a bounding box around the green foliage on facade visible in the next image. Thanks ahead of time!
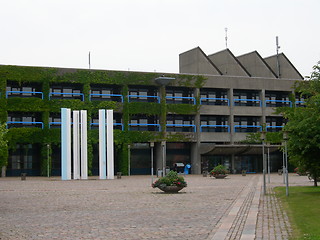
[0,123,8,168]
[0,65,206,175]
[281,61,320,186]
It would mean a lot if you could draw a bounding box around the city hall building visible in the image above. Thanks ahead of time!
[0,47,303,176]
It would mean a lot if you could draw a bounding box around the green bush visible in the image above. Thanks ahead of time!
[210,164,229,175]
[152,170,187,188]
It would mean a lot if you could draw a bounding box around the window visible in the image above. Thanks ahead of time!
[200,88,229,105]
[49,113,61,128]
[166,115,195,132]
[90,84,122,102]
[91,113,123,130]
[233,90,261,107]
[295,93,307,107]
[7,112,43,128]
[128,86,159,103]
[50,84,83,100]
[166,87,195,104]
[200,115,229,132]
[234,116,261,132]
[129,115,160,131]
[8,144,40,171]
[6,81,43,99]
[266,117,287,132]
[265,91,291,107]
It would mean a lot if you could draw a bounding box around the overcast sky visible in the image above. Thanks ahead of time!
[1,0,319,77]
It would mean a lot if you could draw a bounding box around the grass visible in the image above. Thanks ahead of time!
[274,186,320,240]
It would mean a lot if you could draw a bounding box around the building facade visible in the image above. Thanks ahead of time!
[0,47,303,176]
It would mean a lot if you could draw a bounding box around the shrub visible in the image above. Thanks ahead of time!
[152,170,187,188]
[210,164,229,176]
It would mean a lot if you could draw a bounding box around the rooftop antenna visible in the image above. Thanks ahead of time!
[225,27,228,49]
[276,36,281,78]
[88,51,91,69]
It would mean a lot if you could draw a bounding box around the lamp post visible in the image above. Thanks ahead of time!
[47,144,50,178]
[150,142,154,184]
[283,131,289,196]
[267,142,270,183]
[261,131,266,195]
[161,141,166,177]
[128,144,131,176]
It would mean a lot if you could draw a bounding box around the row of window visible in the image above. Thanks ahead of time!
[3,82,305,107]
[6,113,286,133]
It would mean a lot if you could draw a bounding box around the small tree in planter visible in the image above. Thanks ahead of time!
[210,165,229,179]
[152,170,187,193]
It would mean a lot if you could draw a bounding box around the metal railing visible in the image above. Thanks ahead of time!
[166,124,196,132]
[266,125,284,132]
[233,98,261,107]
[49,92,84,101]
[165,96,196,105]
[89,122,124,130]
[200,97,230,106]
[234,125,262,132]
[90,93,123,102]
[128,95,160,103]
[128,123,161,131]
[6,121,44,129]
[200,124,230,132]
[265,99,292,107]
[6,91,44,99]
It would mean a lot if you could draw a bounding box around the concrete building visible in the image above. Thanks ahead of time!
[0,47,303,176]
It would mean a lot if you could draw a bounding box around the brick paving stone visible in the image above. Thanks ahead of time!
[0,173,312,240]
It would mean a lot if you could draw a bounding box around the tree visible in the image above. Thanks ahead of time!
[282,61,320,186]
[0,123,8,176]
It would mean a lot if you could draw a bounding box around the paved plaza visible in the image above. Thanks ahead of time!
[0,173,312,240]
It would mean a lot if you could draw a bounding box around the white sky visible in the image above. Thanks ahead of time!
[1,0,319,77]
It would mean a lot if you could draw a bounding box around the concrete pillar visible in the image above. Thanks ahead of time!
[80,110,88,179]
[155,142,163,175]
[61,108,71,180]
[1,166,6,177]
[228,88,234,144]
[191,142,201,174]
[261,89,266,128]
[231,154,235,174]
[106,110,114,179]
[99,109,107,179]
[73,111,80,180]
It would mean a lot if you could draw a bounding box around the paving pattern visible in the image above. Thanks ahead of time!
[0,174,312,240]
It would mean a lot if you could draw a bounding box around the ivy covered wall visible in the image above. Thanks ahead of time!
[0,65,206,176]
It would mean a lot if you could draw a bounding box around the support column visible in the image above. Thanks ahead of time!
[99,109,106,179]
[191,142,201,174]
[155,142,163,176]
[106,110,114,179]
[80,110,88,179]
[73,111,80,180]
[61,108,71,180]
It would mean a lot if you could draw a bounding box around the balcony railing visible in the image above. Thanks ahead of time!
[166,124,196,132]
[166,96,196,105]
[200,97,230,106]
[200,124,230,132]
[128,123,161,131]
[266,125,284,132]
[90,93,123,102]
[89,122,124,130]
[128,95,160,103]
[234,125,262,133]
[6,91,44,99]
[233,98,261,107]
[49,92,84,101]
[295,100,305,107]
[7,121,44,129]
[265,99,292,107]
